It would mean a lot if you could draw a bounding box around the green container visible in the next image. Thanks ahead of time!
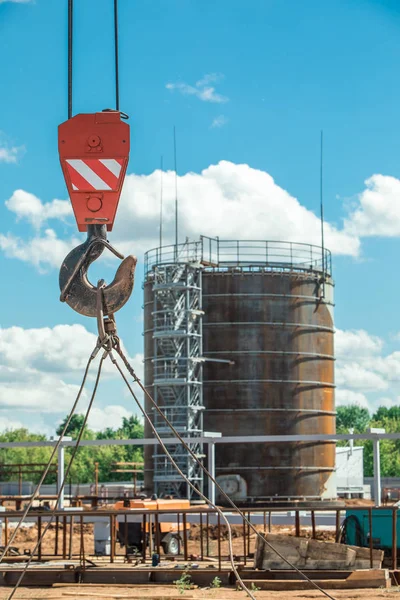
[345,508,399,550]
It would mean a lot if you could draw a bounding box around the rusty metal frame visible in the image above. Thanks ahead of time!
[0,504,396,573]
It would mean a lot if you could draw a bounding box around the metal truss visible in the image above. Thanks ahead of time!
[151,259,204,498]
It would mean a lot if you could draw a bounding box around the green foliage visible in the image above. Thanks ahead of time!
[373,406,400,421]
[0,414,144,485]
[335,404,400,478]
[174,567,192,594]
[210,576,222,588]
[336,405,370,433]
[0,429,56,484]
[250,582,261,592]
[56,414,89,439]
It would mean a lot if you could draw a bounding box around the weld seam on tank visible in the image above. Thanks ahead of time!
[206,408,336,414]
[203,379,335,387]
[204,350,334,359]
[216,466,335,471]
[203,293,334,305]
[203,321,335,332]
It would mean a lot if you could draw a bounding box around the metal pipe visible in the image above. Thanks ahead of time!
[208,442,216,506]
[57,444,65,509]
[373,439,382,506]
[393,507,398,570]
[368,508,373,568]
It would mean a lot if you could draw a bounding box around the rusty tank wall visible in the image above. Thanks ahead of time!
[202,270,335,500]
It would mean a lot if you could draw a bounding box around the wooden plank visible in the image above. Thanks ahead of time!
[239,569,354,581]
[238,573,390,591]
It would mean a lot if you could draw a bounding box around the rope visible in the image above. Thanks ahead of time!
[114,0,120,111]
[0,349,97,565]
[111,355,257,600]
[114,342,337,600]
[68,0,73,119]
[68,0,121,117]
[6,354,106,599]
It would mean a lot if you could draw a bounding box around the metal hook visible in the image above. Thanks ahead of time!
[59,224,137,318]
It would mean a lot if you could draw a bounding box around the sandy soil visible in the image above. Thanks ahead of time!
[0,586,398,599]
[0,512,389,599]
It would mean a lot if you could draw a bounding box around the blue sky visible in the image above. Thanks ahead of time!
[1,0,400,432]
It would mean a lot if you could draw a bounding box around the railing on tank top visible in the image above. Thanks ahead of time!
[145,238,332,278]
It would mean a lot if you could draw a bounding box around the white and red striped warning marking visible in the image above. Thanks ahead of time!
[65,158,124,191]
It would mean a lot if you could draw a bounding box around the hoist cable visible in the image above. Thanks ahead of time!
[0,349,97,565]
[6,354,106,600]
[113,343,337,600]
[68,0,73,119]
[111,355,256,600]
[114,0,120,111]
[67,0,121,117]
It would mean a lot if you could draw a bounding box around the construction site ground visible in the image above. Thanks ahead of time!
[1,501,393,598]
[0,587,398,599]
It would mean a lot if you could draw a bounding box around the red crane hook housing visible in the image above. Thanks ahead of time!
[58,111,130,232]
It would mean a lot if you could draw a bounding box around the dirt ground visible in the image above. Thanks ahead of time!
[0,502,391,599]
[0,586,398,599]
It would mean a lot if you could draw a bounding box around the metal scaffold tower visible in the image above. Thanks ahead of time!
[151,258,204,498]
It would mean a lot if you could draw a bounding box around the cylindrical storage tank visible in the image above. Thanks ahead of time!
[202,268,335,500]
[144,239,335,501]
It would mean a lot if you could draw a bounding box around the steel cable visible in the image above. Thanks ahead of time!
[114,0,120,110]
[114,343,337,600]
[68,0,73,119]
[0,348,98,565]
[6,353,106,600]
[111,354,257,600]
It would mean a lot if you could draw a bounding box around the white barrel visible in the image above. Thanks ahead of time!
[93,519,111,556]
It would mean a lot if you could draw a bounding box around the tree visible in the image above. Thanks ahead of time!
[56,414,93,440]
[336,405,370,433]
[119,416,144,440]
[0,429,57,484]
[373,406,400,421]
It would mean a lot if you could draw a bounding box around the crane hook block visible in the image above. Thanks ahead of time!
[58,111,130,232]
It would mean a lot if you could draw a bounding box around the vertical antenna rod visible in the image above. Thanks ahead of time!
[320,130,326,298]
[174,126,178,258]
[114,0,120,110]
[160,156,163,255]
[68,0,73,119]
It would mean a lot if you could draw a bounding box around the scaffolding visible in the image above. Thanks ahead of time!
[151,256,204,498]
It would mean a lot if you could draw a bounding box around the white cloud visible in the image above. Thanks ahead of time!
[166,73,228,103]
[335,329,387,394]
[376,396,399,409]
[0,143,24,164]
[0,324,143,420]
[211,115,228,128]
[336,362,388,392]
[0,161,361,270]
[88,405,132,431]
[335,328,400,411]
[113,161,359,257]
[0,0,32,4]
[6,189,72,229]
[335,328,383,358]
[0,229,78,272]
[0,416,26,431]
[344,174,400,237]
[336,389,369,409]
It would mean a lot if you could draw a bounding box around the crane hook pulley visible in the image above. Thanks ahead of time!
[58,1,136,319]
